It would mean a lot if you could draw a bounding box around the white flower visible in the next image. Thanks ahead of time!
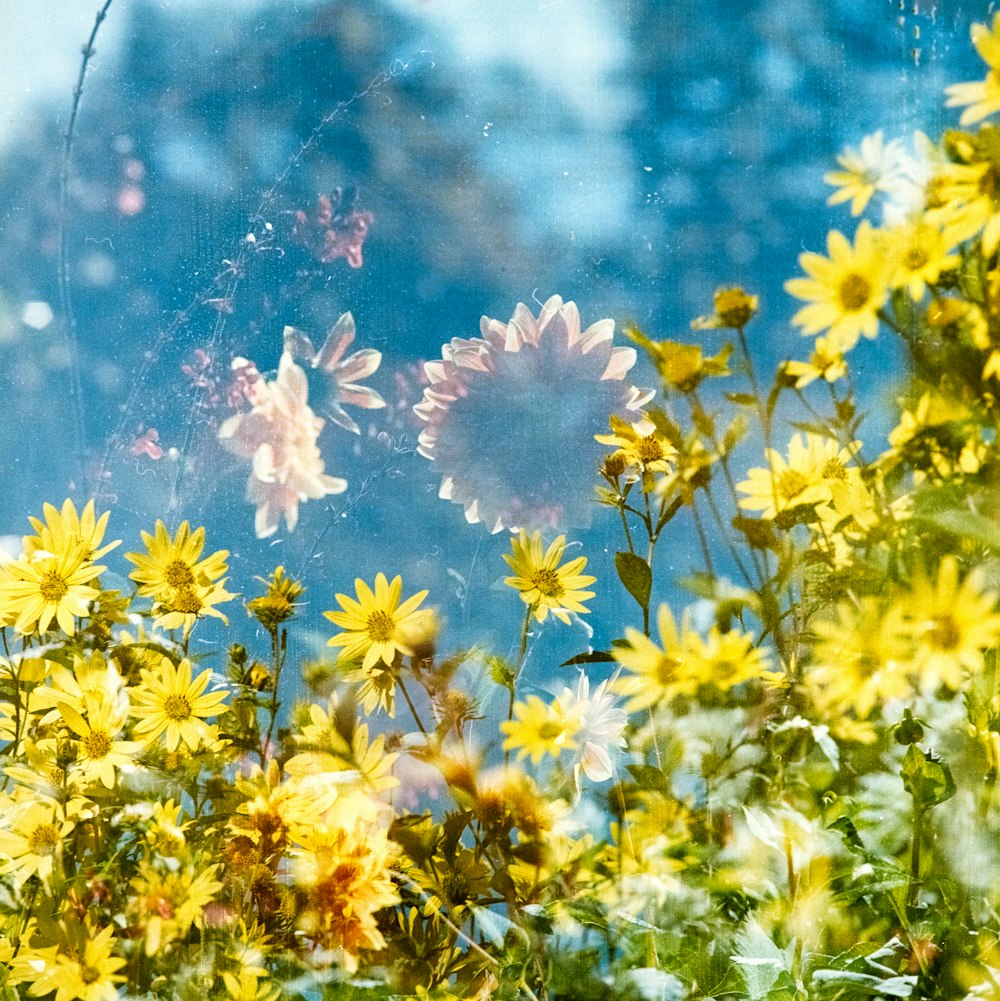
[219,350,347,538]
[557,671,627,787]
[283,312,385,435]
[414,295,652,532]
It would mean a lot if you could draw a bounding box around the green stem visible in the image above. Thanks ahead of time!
[908,803,923,909]
[263,627,285,760]
[398,676,429,736]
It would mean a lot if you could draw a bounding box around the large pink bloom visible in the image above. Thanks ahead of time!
[219,351,347,538]
[414,295,652,532]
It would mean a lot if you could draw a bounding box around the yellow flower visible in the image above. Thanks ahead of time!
[0,796,74,887]
[690,286,759,329]
[0,542,104,635]
[125,519,229,603]
[57,696,141,790]
[823,131,905,216]
[128,859,223,956]
[247,565,304,631]
[129,655,229,752]
[324,573,430,671]
[785,221,890,352]
[595,415,676,490]
[945,14,1000,125]
[902,556,1000,691]
[502,531,596,624]
[612,604,694,711]
[685,626,775,691]
[930,138,1000,258]
[151,576,237,635]
[737,433,861,521]
[782,336,847,388]
[806,598,913,723]
[49,924,126,1001]
[292,820,400,973]
[886,218,960,300]
[23,498,120,564]
[500,694,582,764]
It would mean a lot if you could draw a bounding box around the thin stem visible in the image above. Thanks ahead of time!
[690,499,715,577]
[263,627,286,759]
[908,803,923,909]
[398,676,429,736]
[505,606,534,765]
[60,0,114,495]
[618,502,635,555]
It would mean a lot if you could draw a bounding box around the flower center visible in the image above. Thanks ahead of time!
[82,730,113,759]
[777,469,809,502]
[162,693,192,721]
[655,655,682,686]
[39,571,69,603]
[530,568,564,599]
[164,560,195,589]
[839,273,872,312]
[170,588,203,615]
[904,247,929,270]
[636,435,665,464]
[928,615,961,651]
[81,965,102,986]
[979,163,1000,201]
[27,822,60,855]
[366,610,395,642]
[821,458,847,480]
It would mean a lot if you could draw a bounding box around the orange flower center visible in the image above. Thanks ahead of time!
[928,615,961,651]
[170,588,203,615]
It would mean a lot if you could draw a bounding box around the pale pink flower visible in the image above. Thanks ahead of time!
[283,312,385,434]
[414,295,652,532]
[218,351,347,538]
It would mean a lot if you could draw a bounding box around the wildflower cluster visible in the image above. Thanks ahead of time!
[10,16,1000,1001]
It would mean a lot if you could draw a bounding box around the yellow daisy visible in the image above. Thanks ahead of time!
[129,655,230,752]
[595,415,676,490]
[901,556,1000,691]
[930,146,1000,258]
[945,14,1000,126]
[736,432,861,521]
[57,696,141,790]
[49,924,126,1001]
[886,218,960,300]
[128,859,223,956]
[502,531,596,624]
[685,626,775,692]
[500,693,582,765]
[151,577,237,635]
[781,336,847,388]
[324,573,429,671]
[124,519,229,603]
[611,603,695,711]
[785,221,890,352]
[23,498,120,562]
[0,796,74,887]
[0,542,104,635]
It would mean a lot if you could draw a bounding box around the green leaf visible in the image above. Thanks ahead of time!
[725,392,758,406]
[561,650,617,667]
[626,763,671,796]
[615,551,652,612]
[901,744,956,809]
[917,507,1000,553]
[731,920,788,1001]
[485,654,516,689]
